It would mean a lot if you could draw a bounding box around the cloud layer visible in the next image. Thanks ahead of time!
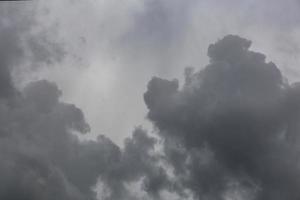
[1,2,300,199]
[2,25,300,200]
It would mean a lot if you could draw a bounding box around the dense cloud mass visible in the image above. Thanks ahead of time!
[0,9,164,198]
[144,35,300,200]
[0,3,157,200]
[0,79,164,199]
[1,4,300,199]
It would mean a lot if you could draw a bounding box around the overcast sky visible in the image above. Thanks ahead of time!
[2,0,300,200]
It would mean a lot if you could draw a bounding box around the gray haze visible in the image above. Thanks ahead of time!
[1,1,300,200]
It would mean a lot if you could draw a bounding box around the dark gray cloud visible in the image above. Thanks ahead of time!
[0,2,166,200]
[2,2,300,199]
[0,76,165,199]
[144,35,300,199]
[4,34,296,200]
[0,14,163,196]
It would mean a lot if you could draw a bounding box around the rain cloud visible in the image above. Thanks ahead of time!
[1,2,300,199]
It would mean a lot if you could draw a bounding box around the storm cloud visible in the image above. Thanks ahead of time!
[0,2,166,200]
[0,78,164,200]
[1,1,300,199]
[2,26,300,200]
[144,35,300,199]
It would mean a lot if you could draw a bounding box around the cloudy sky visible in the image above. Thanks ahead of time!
[2,0,300,200]
[13,0,300,144]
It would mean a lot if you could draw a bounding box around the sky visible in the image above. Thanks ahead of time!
[1,0,300,200]
[23,0,300,144]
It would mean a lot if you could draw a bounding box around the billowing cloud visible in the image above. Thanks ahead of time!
[144,35,300,199]
[3,33,300,200]
[0,78,168,199]
[0,2,165,200]
[1,2,300,199]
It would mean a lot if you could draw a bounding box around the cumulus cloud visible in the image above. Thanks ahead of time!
[0,12,163,196]
[0,78,166,199]
[144,35,300,200]
[2,2,300,199]
[0,2,166,200]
